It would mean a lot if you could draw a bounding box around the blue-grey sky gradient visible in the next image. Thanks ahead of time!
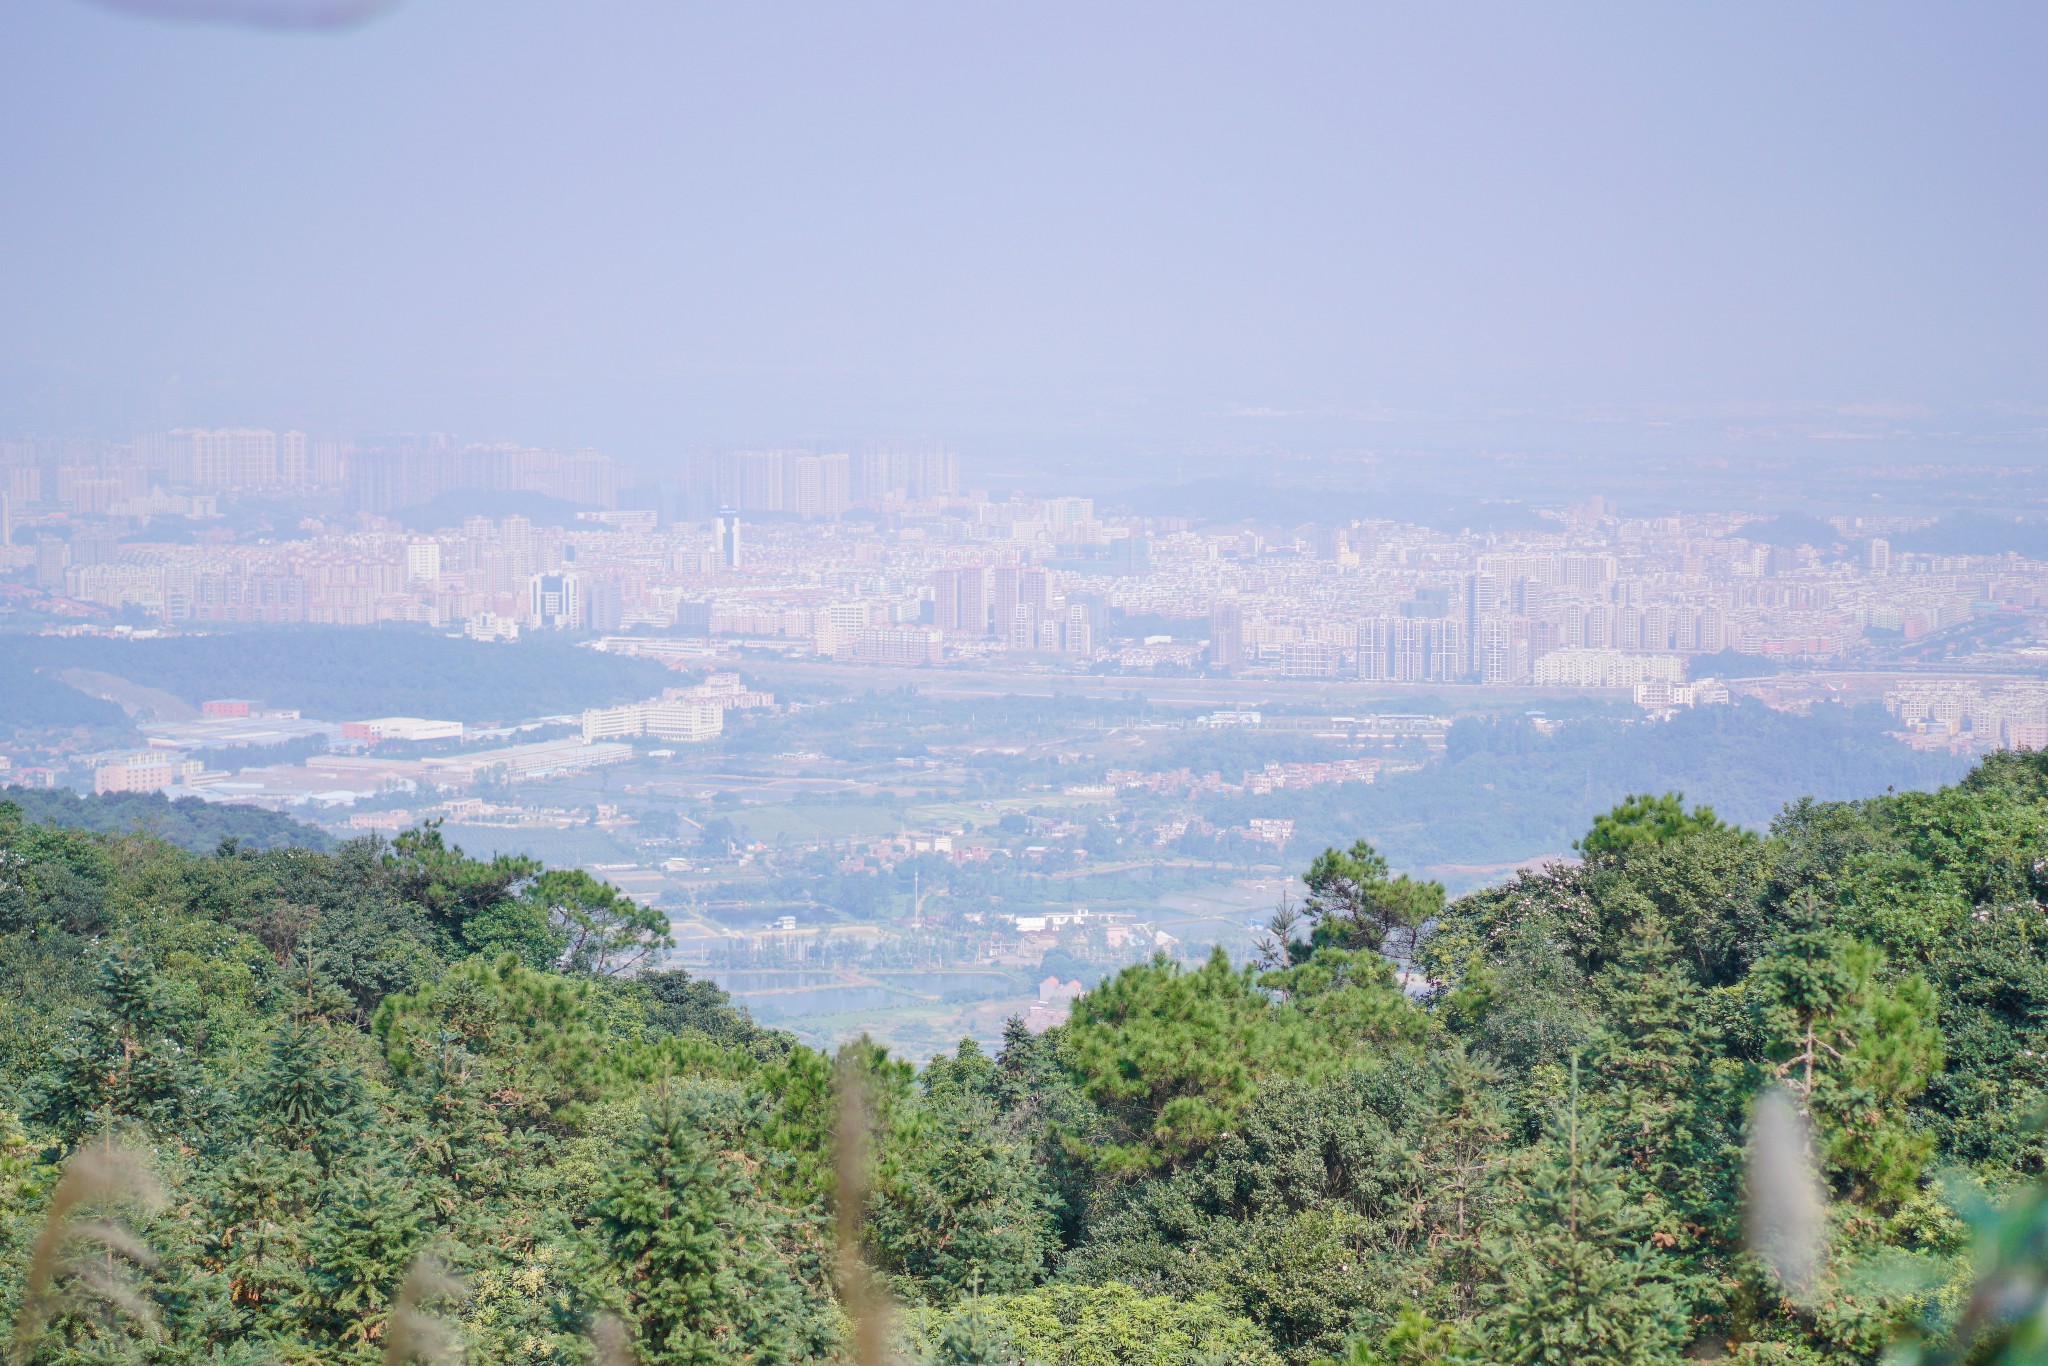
[2,1,2044,464]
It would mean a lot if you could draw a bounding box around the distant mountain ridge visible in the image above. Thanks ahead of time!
[0,626,674,725]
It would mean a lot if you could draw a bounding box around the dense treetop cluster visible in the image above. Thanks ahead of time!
[8,754,2048,1364]
[0,785,331,855]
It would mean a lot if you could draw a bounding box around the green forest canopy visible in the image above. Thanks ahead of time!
[0,785,331,853]
[9,753,2048,1363]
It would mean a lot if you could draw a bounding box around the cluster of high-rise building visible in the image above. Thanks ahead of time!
[9,431,2047,689]
[1886,682,2048,752]
[3,430,341,503]
[0,433,961,525]
[1179,513,2023,685]
[656,448,956,521]
[348,440,620,513]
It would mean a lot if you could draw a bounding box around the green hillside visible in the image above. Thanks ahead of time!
[0,785,331,853]
[8,756,2048,1363]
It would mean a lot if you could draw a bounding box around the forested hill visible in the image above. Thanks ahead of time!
[0,628,674,726]
[0,785,332,853]
[10,760,2048,1363]
[1195,700,1970,876]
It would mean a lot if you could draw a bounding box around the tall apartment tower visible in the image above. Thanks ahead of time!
[311,439,351,487]
[528,572,582,629]
[231,429,278,488]
[1209,598,1244,667]
[737,451,785,511]
[1003,568,1049,649]
[280,431,309,488]
[715,509,742,568]
[1472,616,1529,684]
[405,541,442,583]
[914,449,958,498]
[1045,497,1094,543]
[1009,602,1038,651]
[988,566,1021,633]
[1358,617,1392,681]
[957,567,987,636]
[817,453,851,517]
[181,430,230,489]
[933,566,988,635]
[35,537,70,590]
[784,453,852,519]
[1868,538,1892,574]
[850,448,959,504]
[785,456,822,519]
[1017,567,1049,616]
[1359,616,1467,683]
[173,428,281,490]
[1065,603,1094,656]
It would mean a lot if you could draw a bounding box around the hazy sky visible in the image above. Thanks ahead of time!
[3,1,2045,465]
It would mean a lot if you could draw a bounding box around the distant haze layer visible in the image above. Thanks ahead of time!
[1,2,2044,464]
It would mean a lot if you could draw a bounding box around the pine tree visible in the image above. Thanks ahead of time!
[202,1139,320,1339]
[927,1300,1026,1365]
[401,1036,526,1209]
[1317,1309,1477,1366]
[1588,918,1714,1222]
[1060,947,1335,1174]
[993,1017,1062,1115]
[921,1037,1002,1108]
[1301,839,1446,964]
[1752,917,1942,1208]
[245,1018,369,1169]
[277,951,358,1024]
[868,1088,1056,1300]
[28,948,204,1146]
[372,954,609,1127]
[296,1160,431,1354]
[1484,1071,1688,1366]
[522,868,672,976]
[1415,1047,1511,1320]
[990,1018,1100,1247]
[587,1097,814,1366]
[1575,793,1732,861]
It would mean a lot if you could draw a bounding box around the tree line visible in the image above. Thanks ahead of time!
[8,753,2048,1363]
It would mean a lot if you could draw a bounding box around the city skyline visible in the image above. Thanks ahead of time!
[5,421,2037,697]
